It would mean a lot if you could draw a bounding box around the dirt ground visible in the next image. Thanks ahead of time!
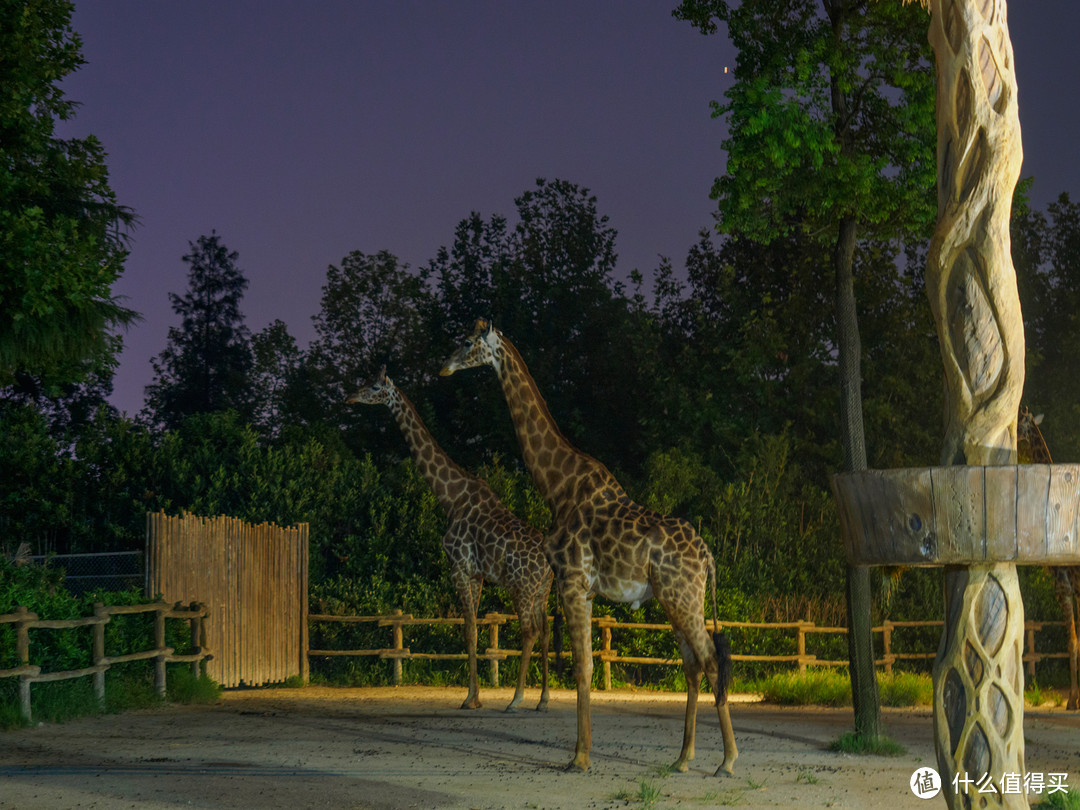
[0,686,1076,809]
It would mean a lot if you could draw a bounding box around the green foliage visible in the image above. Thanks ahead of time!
[0,402,75,548]
[0,0,137,388]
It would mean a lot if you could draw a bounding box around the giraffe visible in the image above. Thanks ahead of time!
[440,319,737,775]
[347,366,553,712]
[1016,406,1080,711]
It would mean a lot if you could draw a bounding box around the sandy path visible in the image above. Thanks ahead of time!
[0,686,1076,808]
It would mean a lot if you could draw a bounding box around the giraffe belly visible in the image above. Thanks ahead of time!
[598,578,653,610]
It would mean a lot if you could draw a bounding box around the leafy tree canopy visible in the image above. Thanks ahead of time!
[0,0,137,388]
[675,0,936,242]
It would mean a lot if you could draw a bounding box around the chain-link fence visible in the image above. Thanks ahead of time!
[27,551,144,596]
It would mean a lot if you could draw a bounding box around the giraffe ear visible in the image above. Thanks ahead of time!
[1034,413,1044,425]
[378,364,387,383]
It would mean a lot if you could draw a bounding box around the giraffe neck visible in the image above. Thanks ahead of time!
[385,385,470,511]
[491,332,614,509]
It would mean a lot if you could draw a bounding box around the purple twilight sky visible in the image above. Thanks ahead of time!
[55,2,1080,417]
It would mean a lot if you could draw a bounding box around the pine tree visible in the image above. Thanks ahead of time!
[145,232,252,428]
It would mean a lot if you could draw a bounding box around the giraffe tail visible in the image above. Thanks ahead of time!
[709,554,731,705]
[552,591,565,678]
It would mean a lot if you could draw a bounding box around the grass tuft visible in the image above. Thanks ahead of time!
[1041,790,1080,810]
[829,731,906,756]
[745,668,932,707]
[166,668,222,704]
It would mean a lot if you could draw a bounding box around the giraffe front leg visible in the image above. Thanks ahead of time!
[562,583,593,771]
[459,577,482,710]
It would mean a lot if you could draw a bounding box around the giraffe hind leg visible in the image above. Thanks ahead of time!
[673,614,738,776]
[506,607,535,713]
[1061,568,1080,711]
[672,630,701,773]
[536,584,552,710]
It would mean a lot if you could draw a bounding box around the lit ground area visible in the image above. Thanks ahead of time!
[0,686,1076,809]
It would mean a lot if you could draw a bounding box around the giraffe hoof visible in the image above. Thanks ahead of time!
[503,703,520,714]
[565,754,590,772]
[535,699,549,712]
[713,758,737,777]
[459,697,482,710]
[672,758,690,773]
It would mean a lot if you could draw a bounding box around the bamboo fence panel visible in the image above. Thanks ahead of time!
[0,601,210,722]
[145,511,309,688]
[307,613,1068,688]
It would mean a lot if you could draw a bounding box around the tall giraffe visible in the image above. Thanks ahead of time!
[1016,406,1080,710]
[348,366,553,712]
[441,319,737,775]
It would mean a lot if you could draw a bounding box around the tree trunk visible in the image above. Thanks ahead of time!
[835,213,882,741]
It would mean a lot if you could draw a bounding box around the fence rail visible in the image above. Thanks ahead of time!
[0,601,211,722]
[309,611,1067,688]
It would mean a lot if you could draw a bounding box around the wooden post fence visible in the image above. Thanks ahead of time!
[0,601,210,723]
[307,613,1069,687]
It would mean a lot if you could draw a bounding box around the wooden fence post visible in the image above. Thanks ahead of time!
[1025,621,1038,680]
[154,604,167,697]
[189,602,203,679]
[93,603,108,705]
[797,623,808,673]
[16,606,33,722]
[882,620,894,676]
[391,609,404,686]
[600,618,613,690]
[487,613,500,688]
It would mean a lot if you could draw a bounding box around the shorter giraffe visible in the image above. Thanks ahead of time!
[1017,406,1080,711]
[348,366,553,711]
[442,320,736,775]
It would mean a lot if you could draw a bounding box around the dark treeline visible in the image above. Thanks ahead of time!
[3,177,1077,638]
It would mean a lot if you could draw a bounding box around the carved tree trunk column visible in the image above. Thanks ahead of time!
[925,0,1027,805]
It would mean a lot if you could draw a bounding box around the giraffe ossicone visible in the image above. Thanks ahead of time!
[441,318,738,775]
[348,364,553,712]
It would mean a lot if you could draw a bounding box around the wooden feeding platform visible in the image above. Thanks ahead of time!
[833,464,1080,567]
[834,465,1080,808]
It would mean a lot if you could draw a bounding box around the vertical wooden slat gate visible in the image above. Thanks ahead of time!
[145,511,309,688]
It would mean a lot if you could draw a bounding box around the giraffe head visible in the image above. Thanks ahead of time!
[440,318,499,376]
[1017,405,1049,464]
[1018,406,1044,436]
[346,364,396,406]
